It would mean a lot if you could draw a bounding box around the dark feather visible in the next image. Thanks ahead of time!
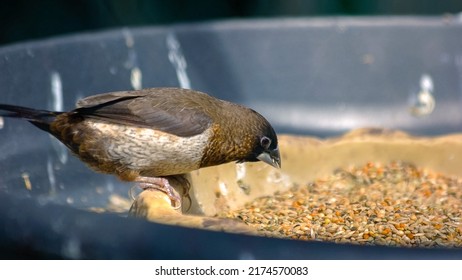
[74,88,214,137]
[0,104,59,133]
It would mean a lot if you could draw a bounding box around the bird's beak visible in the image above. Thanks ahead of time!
[257,147,281,169]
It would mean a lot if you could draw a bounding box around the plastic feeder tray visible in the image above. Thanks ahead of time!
[1,17,462,259]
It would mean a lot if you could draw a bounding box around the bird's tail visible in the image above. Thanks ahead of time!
[0,104,62,133]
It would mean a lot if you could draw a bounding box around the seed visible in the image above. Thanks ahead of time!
[382,228,392,235]
[434,224,443,230]
[219,161,462,248]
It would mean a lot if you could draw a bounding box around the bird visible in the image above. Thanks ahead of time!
[0,87,281,208]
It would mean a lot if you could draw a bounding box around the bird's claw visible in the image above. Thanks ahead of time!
[139,183,182,210]
[135,176,182,210]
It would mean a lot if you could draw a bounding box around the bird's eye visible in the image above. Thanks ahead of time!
[260,136,271,149]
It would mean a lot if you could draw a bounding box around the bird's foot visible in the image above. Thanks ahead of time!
[134,176,182,209]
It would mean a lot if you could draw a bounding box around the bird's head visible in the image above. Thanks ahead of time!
[240,113,281,169]
[200,102,281,169]
[253,132,281,169]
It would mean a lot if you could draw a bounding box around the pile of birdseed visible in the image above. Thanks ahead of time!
[221,161,462,247]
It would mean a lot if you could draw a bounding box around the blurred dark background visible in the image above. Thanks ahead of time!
[1,0,462,46]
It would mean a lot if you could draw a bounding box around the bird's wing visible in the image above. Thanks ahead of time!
[74,88,213,137]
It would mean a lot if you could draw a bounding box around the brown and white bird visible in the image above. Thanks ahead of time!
[0,88,280,208]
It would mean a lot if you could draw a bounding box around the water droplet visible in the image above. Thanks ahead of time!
[130,67,142,90]
[50,71,63,111]
[50,72,68,164]
[409,74,435,117]
[47,157,57,194]
[166,33,191,89]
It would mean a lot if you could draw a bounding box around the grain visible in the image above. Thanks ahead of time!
[220,161,462,248]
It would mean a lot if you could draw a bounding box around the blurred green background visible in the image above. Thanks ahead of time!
[1,0,461,46]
